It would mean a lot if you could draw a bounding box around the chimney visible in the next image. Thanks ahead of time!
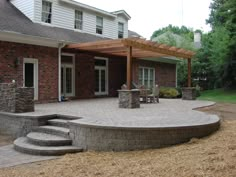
[194,32,201,43]
[194,32,201,48]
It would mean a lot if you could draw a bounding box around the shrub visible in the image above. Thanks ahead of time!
[195,85,201,97]
[176,87,182,98]
[159,87,180,98]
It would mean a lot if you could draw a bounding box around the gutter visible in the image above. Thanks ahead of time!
[0,30,75,48]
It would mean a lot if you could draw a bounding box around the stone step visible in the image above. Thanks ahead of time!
[56,115,80,120]
[33,126,70,138]
[27,132,72,146]
[48,119,69,128]
[14,137,83,156]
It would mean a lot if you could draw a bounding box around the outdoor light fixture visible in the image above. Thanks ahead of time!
[14,57,20,67]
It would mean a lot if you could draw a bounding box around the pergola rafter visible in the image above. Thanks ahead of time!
[66,37,195,89]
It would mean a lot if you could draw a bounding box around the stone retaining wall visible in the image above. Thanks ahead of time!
[69,117,220,151]
[0,112,54,138]
[0,83,34,113]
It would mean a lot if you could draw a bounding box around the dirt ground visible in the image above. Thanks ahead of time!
[0,103,235,177]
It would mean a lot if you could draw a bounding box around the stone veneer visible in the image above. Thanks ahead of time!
[182,87,197,100]
[0,83,34,113]
[118,89,140,108]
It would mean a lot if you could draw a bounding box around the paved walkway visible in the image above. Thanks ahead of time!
[0,145,58,168]
[18,98,219,128]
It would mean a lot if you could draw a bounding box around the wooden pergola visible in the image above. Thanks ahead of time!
[66,38,195,89]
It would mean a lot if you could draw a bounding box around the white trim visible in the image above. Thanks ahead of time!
[111,10,131,20]
[94,57,109,96]
[60,0,116,18]
[74,9,83,30]
[0,31,61,48]
[41,0,53,24]
[23,58,39,100]
[61,53,75,97]
[139,66,155,88]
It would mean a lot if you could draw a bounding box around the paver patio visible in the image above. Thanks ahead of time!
[0,145,57,168]
[19,98,218,128]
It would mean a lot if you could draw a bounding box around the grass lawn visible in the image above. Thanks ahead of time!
[198,89,236,103]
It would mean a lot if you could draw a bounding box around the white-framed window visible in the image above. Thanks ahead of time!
[138,67,155,88]
[118,22,124,38]
[75,10,83,30]
[41,0,52,23]
[96,16,103,34]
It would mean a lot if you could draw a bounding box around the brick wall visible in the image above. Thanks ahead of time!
[132,59,177,87]
[74,52,126,98]
[0,41,177,103]
[75,53,95,99]
[0,41,58,102]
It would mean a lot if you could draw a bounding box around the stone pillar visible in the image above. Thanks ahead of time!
[0,83,34,113]
[182,87,196,100]
[118,89,140,108]
[15,87,34,113]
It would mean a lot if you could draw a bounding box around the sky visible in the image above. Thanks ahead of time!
[75,0,212,39]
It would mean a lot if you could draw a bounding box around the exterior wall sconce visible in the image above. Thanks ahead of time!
[14,57,20,68]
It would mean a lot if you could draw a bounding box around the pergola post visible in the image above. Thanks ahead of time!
[182,58,196,100]
[127,46,132,90]
[187,58,191,87]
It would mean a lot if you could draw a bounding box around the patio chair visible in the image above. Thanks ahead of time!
[147,85,160,103]
[139,85,150,103]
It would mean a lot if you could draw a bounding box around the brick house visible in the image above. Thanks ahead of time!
[0,0,179,103]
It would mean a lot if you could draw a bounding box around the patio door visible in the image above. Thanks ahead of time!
[23,58,38,100]
[95,57,108,95]
[61,54,75,97]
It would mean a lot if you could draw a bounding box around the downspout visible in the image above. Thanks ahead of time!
[58,42,66,102]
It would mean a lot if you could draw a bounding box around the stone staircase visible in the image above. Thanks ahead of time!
[14,118,83,156]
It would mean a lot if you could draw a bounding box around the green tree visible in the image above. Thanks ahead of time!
[151,25,201,87]
[207,0,236,88]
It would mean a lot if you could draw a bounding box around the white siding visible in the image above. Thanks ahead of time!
[11,0,34,21]
[33,0,129,39]
[116,15,128,38]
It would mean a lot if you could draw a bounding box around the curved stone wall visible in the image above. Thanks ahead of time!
[69,116,220,151]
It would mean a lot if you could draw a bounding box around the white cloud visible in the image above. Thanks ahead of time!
[75,0,212,38]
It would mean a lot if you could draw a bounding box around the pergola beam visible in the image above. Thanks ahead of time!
[65,38,195,90]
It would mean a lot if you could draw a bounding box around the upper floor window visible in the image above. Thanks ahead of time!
[75,10,83,30]
[118,22,124,38]
[96,16,103,34]
[41,0,52,23]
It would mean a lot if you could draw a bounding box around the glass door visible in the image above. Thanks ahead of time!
[23,58,38,100]
[94,58,108,95]
[61,64,74,97]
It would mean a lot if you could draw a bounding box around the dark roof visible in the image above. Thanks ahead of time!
[0,0,108,43]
